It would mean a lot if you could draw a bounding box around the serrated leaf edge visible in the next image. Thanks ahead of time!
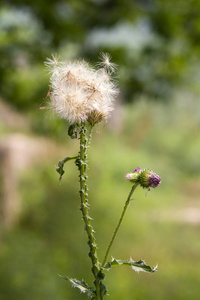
[58,275,95,297]
[103,257,157,273]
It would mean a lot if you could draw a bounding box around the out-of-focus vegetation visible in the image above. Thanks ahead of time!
[2,0,200,113]
[1,1,200,300]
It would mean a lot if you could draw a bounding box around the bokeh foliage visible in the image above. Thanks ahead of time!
[1,0,200,113]
[1,99,200,300]
[1,0,200,300]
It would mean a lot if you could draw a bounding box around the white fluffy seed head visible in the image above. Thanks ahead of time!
[45,54,118,125]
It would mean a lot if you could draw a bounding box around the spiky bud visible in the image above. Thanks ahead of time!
[125,168,161,189]
[139,169,161,188]
[125,168,143,183]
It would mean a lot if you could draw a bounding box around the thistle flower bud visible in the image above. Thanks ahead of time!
[133,167,143,173]
[125,168,161,189]
[125,168,143,183]
[139,169,161,189]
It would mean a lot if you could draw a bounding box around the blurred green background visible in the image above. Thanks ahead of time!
[0,0,200,299]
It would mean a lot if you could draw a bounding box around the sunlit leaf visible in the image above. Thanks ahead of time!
[60,276,95,298]
[104,258,157,273]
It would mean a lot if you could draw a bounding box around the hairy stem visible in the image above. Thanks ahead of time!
[78,124,103,300]
[86,124,94,155]
[102,183,139,267]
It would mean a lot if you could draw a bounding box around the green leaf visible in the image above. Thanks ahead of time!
[104,258,157,273]
[60,276,95,298]
[56,156,78,181]
[68,124,79,139]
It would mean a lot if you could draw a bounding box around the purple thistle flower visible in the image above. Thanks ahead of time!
[133,167,143,173]
[139,169,161,189]
[147,172,161,188]
[125,168,161,189]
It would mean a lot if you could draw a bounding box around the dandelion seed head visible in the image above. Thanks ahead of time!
[45,54,118,125]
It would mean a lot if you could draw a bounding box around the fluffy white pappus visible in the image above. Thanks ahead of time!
[45,55,118,125]
[50,84,91,124]
[98,52,117,75]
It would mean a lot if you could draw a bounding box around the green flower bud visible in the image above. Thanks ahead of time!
[125,168,143,183]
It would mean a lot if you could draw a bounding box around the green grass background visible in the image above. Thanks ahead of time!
[1,98,200,300]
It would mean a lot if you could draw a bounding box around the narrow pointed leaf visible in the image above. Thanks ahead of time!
[56,156,78,180]
[60,276,95,298]
[104,258,157,273]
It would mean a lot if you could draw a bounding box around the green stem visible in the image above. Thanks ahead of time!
[102,183,139,267]
[86,124,94,155]
[78,124,103,300]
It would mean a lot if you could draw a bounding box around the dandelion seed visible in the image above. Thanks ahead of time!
[98,52,117,74]
[44,54,60,69]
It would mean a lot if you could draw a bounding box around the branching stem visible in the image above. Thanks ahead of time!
[102,183,139,267]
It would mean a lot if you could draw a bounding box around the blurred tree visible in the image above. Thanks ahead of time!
[1,0,200,109]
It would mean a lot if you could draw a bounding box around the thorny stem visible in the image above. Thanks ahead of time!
[102,183,139,267]
[86,124,94,155]
[78,124,103,300]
